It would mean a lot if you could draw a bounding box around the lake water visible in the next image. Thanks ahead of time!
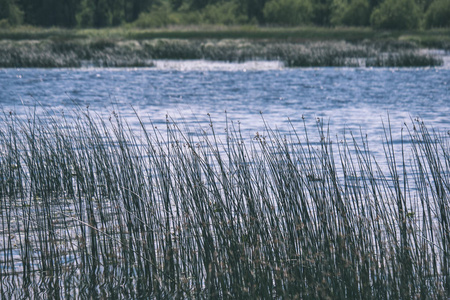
[1,60,450,298]
[1,60,450,157]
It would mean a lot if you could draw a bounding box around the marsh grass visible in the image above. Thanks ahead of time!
[0,109,449,298]
[366,52,443,67]
[1,26,450,43]
[0,39,443,68]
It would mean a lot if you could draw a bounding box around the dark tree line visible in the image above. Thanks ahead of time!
[0,0,157,27]
[0,0,449,29]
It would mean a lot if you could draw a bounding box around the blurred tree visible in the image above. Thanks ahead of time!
[0,0,23,25]
[191,0,208,9]
[122,0,158,22]
[76,0,150,28]
[170,0,184,10]
[133,1,175,27]
[311,0,333,25]
[415,0,434,11]
[370,0,421,29]
[77,0,95,27]
[263,0,313,25]
[43,0,79,27]
[0,0,7,19]
[111,0,125,25]
[12,0,447,28]
[18,0,79,27]
[93,0,112,27]
[243,0,267,23]
[202,1,249,25]
[331,0,370,26]
[368,0,382,9]
[425,0,450,28]
[130,0,153,20]
[18,0,40,25]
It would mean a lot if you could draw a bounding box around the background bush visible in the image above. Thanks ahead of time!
[133,3,178,28]
[425,0,450,28]
[201,1,249,25]
[0,0,23,26]
[133,1,249,27]
[331,0,370,26]
[263,0,313,26]
[370,0,421,29]
[4,0,450,29]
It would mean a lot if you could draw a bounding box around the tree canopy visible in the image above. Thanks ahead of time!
[0,0,448,29]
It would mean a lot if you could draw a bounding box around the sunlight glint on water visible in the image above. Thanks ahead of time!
[1,61,448,150]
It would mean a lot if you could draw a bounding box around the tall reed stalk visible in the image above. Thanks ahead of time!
[0,109,449,298]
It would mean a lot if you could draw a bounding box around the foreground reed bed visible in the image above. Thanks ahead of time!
[0,39,443,68]
[0,109,449,299]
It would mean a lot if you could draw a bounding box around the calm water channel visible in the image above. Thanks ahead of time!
[1,60,449,157]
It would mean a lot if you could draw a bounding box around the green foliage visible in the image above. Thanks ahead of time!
[415,0,434,11]
[111,0,125,26]
[243,0,268,23]
[77,0,95,27]
[0,0,10,20]
[170,0,184,9]
[331,0,370,26]
[134,1,249,27]
[77,0,132,28]
[170,4,204,25]
[0,0,23,26]
[370,0,421,29]
[263,0,313,26]
[93,0,113,27]
[425,0,450,28]
[0,19,9,28]
[201,1,249,25]
[2,0,449,30]
[311,0,333,25]
[8,2,23,25]
[187,0,221,10]
[133,3,179,28]
[17,0,78,27]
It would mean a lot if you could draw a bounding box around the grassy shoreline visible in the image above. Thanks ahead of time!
[0,38,445,68]
[1,26,450,45]
[0,26,448,68]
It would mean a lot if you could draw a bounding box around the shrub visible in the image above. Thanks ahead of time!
[133,3,178,28]
[0,0,23,26]
[425,0,450,28]
[370,0,421,29]
[332,0,370,26]
[263,0,313,26]
[201,1,249,25]
[0,19,9,28]
[93,0,113,27]
[170,4,204,25]
[76,0,95,27]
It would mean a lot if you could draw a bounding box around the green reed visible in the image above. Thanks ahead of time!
[0,109,449,298]
[0,39,443,68]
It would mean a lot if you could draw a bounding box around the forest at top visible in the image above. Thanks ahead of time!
[1,0,449,30]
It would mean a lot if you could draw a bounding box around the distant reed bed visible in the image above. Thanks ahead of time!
[0,39,443,68]
[0,109,449,298]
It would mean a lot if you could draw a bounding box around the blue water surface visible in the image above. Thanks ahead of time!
[1,62,449,154]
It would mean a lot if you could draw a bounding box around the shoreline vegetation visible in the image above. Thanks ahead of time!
[0,109,449,298]
[0,26,449,68]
